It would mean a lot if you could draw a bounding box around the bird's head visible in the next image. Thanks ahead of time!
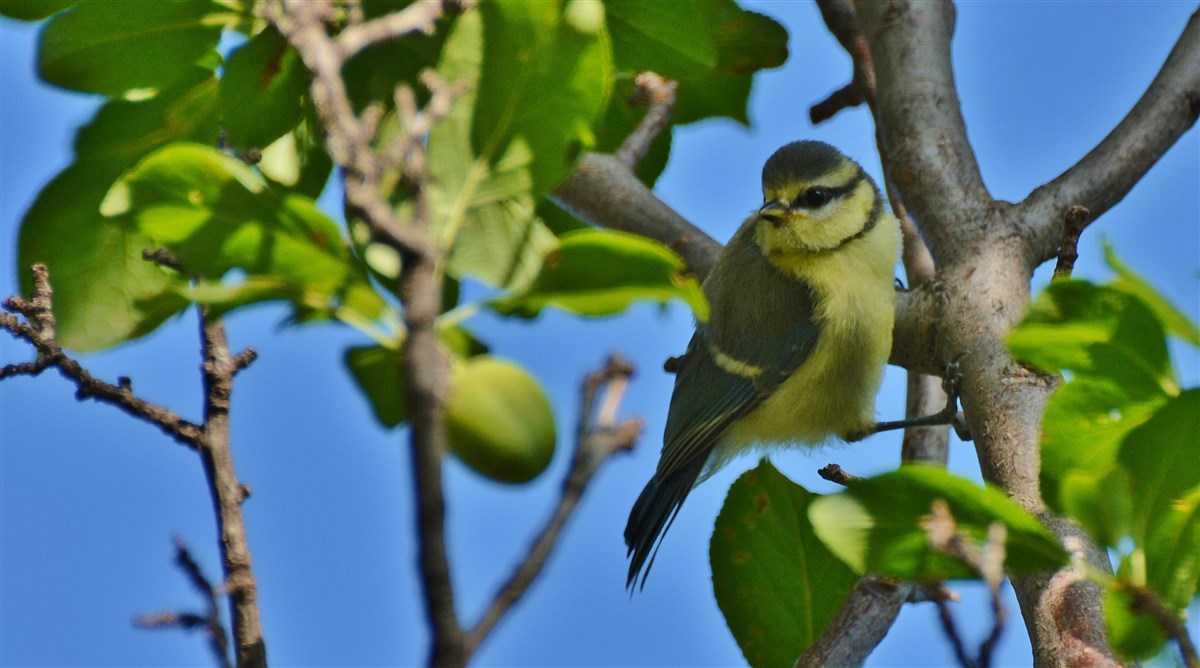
[753,141,881,256]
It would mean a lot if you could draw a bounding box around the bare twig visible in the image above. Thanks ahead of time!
[1125,585,1200,668]
[464,354,640,654]
[924,500,1008,668]
[0,265,204,448]
[817,463,860,486]
[197,310,266,668]
[934,594,976,668]
[334,0,455,58]
[268,3,469,664]
[1052,206,1090,281]
[135,538,232,668]
[810,0,875,123]
[614,72,679,170]
[809,81,865,124]
[267,0,432,256]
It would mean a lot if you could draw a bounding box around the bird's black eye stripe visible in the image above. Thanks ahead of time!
[791,181,857,210]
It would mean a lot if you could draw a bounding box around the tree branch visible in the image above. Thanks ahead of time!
[334,0,456,59]
[198,310,266,668]
[855,0,992,266]
[135,538,233,668]
[268,3,466,663]
[1019,10,1200,266]
[0,264,203,448]
[464,355,640,654]
[2,264,266,666]
[614,72,679,171]
[852,2,1149,665]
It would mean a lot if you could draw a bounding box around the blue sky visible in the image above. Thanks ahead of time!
[2,2,1197,666]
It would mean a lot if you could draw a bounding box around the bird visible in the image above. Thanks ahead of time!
[624,140,902,590]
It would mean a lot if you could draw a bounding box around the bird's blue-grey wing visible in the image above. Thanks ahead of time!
[625,233,821,589]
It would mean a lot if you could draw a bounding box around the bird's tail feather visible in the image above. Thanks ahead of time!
[624,456,706,590]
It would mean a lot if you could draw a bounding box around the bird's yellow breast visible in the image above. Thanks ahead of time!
[720,212,901,455]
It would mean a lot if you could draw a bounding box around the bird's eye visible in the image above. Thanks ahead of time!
[797,188,830,208]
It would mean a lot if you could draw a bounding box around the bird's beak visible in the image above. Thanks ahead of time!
[758,200,788,226]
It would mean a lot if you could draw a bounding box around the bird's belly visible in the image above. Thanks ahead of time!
[722,280,893,449]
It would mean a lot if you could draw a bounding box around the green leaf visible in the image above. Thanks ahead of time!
[16,160,189,351]
[73,77,221,162]
[1142,486,1200,611]
[0,0,77,21]
[258,103,334,199]
[344,327,488,430]
[345,344,407,428]
[101,143,384,323]
[1105,587,1169,662]
[1039,377,1165,511]
[1105,243,1200,346]
[219,26,308,150]
[15,75,222,351]
[1119,390,1200,608]
[38,0,225,98]
[426,9,554,289]
[490,228,708,320]
[675,2,787,125]
[1059,467,1134,550]
[809,466,1067,579]
[1009,281,1175,396]
[605,0,717,80]
[473,0,611,197]
[711,461,859,668]
[445,356,556,484]
[604,0,786,126]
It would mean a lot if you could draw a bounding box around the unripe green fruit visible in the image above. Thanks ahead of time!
[446,357,556,484]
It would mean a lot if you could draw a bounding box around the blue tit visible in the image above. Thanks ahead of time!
[625,140,902,589]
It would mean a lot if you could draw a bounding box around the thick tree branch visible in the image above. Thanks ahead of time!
[855,1,992,266]
[1019,10,1200,266]
[852,2,1157,665]
[465,355,640,654]
[553,153,721,281]
[795,577,910,668]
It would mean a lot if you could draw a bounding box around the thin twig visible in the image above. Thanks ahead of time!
[135,538,232,668]
[1052,206,1090,280]
[1125,585,1200,668]
[268,4,464,663]
[198,309,266,668]
[925,500,1008,668]
[614,72,679,171]
[0,265,204,448]
[334,0,453,59]
[464,355,640,653]
[934,594,976,668]
[809,80,865,124]
[267,0,431,256]
[817,463,860,486]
